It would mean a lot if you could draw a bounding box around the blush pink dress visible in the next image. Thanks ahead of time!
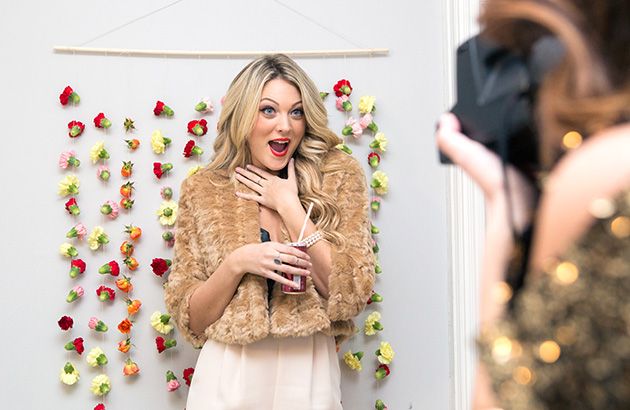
[185,333,342,410]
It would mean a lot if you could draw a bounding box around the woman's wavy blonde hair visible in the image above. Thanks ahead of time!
[208,54,345,245]
[480,0,630,167]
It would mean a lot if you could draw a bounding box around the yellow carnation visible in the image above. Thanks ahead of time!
[59,242,78,258]
[151,130,168,154]
[369,132,388,153]
[343,350,363,371]
[151,311,174,334]
[58,174,80,196]
[86,347,107,367]
[90,374,111,396]
[364,311,382,335]
[376,341,395,364]
[187,165,203,177]
[89,141,108,163]
[59,362,80,385]
[88,226,108,251]
[371,171,389,195]
[156,200,178,226]
[358,95,376,114]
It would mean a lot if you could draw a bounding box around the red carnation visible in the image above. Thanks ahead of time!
[154,100,174,117]
[94,404,105,410]
[155,336,177,353]
[93,112,112,129]
[151,258,172,277]
[58,315,73,331]
[64,197,80,215]
[333,79,352,97]
[67,120,85,138]
[59,90,70,105]
[366,290,383,305]
[96,285,116,302]
[74,337,85,354]
[98,260,120,276]
[66,337,85,354]
[154,100,165,115]
[183,140,204,158]
[59,86,80,105]
[153,162,163,179]
[375,364,391,380]
[69,258,86,278]
[187,119,208,136]
[156,336,166,353]
[183,367,195,386]
[368,152,381,168]
[153,162,173,179]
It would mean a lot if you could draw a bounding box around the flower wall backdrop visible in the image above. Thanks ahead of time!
[54,76,395,409]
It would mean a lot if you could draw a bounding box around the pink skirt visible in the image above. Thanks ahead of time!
[185,332,342,410]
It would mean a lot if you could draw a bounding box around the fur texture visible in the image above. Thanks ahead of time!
[164,150,375,348]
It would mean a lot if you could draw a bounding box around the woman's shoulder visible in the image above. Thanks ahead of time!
[549,122,630,189]
[180,166,231,193]
[320,148,364,176]
[531,123,630,268]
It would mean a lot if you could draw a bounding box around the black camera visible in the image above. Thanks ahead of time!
[440,33,564,176]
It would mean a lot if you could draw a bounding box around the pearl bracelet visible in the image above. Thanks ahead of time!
[302,231,323,248]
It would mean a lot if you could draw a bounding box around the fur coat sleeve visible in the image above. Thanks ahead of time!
[163,176,209,348]
[323,150,375,321]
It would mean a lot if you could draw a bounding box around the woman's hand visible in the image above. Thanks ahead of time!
[436,113,534,232]
[234,158,300,213]
[228,241,312,289]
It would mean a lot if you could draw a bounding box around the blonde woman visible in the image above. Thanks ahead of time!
[165,54,374,410]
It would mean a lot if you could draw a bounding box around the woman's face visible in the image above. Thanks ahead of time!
[248,78,306,174]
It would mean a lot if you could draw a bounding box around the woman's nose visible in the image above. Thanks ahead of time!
[275,113,291,133]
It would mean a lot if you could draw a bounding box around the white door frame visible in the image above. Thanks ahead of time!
[442,1,485,409]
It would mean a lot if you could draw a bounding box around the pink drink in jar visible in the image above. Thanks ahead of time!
[281,242,307,294]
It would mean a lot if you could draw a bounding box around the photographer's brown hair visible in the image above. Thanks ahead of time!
[480,0,630,166]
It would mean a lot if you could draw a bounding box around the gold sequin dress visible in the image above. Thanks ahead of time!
[479,189,630,409]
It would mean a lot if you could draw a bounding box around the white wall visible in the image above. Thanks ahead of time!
[0,1,451,408]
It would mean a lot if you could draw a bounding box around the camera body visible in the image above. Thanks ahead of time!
[441,33,564,175]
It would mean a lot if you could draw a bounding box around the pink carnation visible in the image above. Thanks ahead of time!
[167,379,180,392]
[335,95,351,112]
[97,165,110,181]
[58,150,79,169]
[344,117,363,139]
[66,223,86,240]
[102,200,119,219]
[359,113,373,129]
[88,317,99,330]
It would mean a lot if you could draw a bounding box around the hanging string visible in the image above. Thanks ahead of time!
[78,0,187,47]
[56,0,386,59]
[272,0,364,49]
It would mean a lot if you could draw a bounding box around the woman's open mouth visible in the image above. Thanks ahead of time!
[268,138,290,157]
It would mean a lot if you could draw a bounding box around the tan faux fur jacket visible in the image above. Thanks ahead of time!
[164,149,375,348]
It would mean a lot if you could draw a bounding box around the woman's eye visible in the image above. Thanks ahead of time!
[260,106,275,115]
[291,108,304,118]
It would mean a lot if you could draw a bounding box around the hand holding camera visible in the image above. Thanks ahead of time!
[439,33,564,180]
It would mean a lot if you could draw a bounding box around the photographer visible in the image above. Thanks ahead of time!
[437,1,630,408]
